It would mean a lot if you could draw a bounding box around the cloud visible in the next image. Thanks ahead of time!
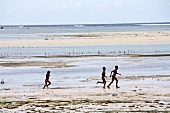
[75,3,81,8]
[61,4,67,8]
[27,6,33,10]
[113,2,122,9]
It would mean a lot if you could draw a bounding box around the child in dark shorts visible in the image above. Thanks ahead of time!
[97,67,107,89]
[43,71,51,89]
[107,65,121,89]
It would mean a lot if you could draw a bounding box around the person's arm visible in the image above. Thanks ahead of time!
[117,72,121,75]
[110,71,113,77]
[104,72,107,78]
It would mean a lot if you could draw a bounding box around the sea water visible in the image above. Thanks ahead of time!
[0,23,170,88]
[0,23,170,56]
[1,23,170,34]
[0,56,170,88]
[0,44,170,56]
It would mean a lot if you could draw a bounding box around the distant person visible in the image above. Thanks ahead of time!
[97,67,107,89]
[107,65,121,89]
[43,71,51,89]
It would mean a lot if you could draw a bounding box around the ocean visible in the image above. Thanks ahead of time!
[0,23,170,56]
[1,22,170,34]
[0,23,170,88]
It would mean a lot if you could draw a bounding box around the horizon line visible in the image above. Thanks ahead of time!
[1,21,170,26]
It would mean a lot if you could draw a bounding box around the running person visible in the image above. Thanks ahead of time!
[107,65,121,89]
[43,71,51,89]
[97,67,107,89]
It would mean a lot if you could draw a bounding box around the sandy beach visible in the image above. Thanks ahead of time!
[0,31,170,112]
[0,74,170,112]
[0,55,170,112]
[0,31,170,46]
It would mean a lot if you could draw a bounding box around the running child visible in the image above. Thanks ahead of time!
[97,67,107,89]
[107,65,121,89]
[43,71,51,89]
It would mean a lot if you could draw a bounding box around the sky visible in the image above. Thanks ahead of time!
[0,0,170,25]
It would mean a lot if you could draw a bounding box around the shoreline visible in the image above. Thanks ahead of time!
[0,54,169,69]
[0,54,170,112]
[1,53,170,59]
[0,31,170,46]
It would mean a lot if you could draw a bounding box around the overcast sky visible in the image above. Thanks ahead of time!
[0,0,170,25]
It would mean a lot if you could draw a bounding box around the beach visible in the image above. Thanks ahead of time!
[0,75,170,112]
[0,31,170,46]
[0,30,170,112]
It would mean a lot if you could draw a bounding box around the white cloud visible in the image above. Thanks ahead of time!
[27,6,32,10]
[75,3,81,8]
[113,2,122,9]
[61,4,67,8]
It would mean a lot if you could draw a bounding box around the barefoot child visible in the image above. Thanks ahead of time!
[107,65,121,89]
[43,71,51,89]
[97,67,107,89]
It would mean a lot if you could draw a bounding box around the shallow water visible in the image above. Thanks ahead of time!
[0,56,170,89]
[0,24,170,89]
[0,44,170,56]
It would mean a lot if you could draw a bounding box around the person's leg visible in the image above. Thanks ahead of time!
[43,82,47,89]
[97,81,104,84]
[115,77,120,88]
[103,79,106,88]
[107,77,114,89]
[47,81,51,87]
[97,77,105,84]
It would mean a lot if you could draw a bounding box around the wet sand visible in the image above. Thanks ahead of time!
[0,75,170,112]
[0,61,74,68]
[0,31,170,46]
